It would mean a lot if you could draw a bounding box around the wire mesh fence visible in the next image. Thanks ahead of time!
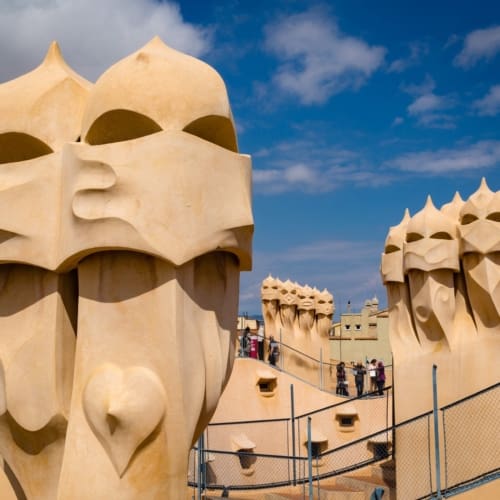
[441,382,500,495]
[310,426,394,481]
[189,387,394,493]
[295,385,393,461]
[188,383,499,498]
[393,411,434,500]
[189,448,299,491]
[205,417,292,458]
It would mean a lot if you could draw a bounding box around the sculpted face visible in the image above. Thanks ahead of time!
[0,38,253,499]
[460,179,500,329]
[0,42,89,498]
[404,197,459,352]
[279,279,298,328]
[279,279,298,306]
[261,275,280,301]
[314,288,334,316]
[297,285,316,312]
[381,182,500,481]
[58,38,253,498]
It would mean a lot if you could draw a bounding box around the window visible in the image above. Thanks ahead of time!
[335,404,358,432]
[340,416,354,427]
[309,441,327,459]
[344,324,351,330]
[256,370,278,397]
[237,448,256,470]
[355,324,361,331]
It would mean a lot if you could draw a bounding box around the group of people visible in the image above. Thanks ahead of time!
[336,358,386,397]
[240,325,387,396]
[239,324,280,366]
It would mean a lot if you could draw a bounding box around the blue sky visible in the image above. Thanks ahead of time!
[1,1,500,317]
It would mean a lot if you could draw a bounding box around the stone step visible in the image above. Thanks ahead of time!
[371,459,395,484]
[265,493,305,500]
[336,474,395,500]
[315,483,365,499]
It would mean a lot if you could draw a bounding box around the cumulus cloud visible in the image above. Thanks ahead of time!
[264,8,385,104]
[392,117,404,126]
[387,41,428,73]
[252,139,394,194]
[402,75,456,129]
[238,239,386,314]
[473,84,500,116]
[388,140,500,174]
[0,0,211,82]
[454,25,500,68]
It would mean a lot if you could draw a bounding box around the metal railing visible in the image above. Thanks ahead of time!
[189,382,499,498]
[238,337,393,394]
[189,385,393,494]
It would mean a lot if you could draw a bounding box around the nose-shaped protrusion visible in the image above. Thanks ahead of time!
[408,269,454,352]
[64,142,122,223]
[463,253,500,329]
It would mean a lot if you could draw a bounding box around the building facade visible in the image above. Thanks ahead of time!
[330,298,391,366]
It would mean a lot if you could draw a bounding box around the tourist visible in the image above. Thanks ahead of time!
[336,362,349,396]
[257,321,265,360]
[268,336,280,366]
[240,327,250,357]
[354,361,366,397]
[368,358,377,393]
[376,360,386,396]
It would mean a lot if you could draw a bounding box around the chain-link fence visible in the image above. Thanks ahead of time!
[189,386,393,494]
[189,383,499,498]
[392,382,500,500]
[441,382,500,496]
[393,411,434,500]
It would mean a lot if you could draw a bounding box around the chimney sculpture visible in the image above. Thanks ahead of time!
[0,38,253,499]
[381,181,499,499]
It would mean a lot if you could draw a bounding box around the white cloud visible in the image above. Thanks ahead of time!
[387,41,428,73]
[454,25,500,68]
[264,8,385,104]
[444,34,460,50]
[408,94,447,115]
[252,139,394,194]
[401,74,435,96]
[389,141,500,174]
[402,75,456,129]
[238,240,387,314]
[473,84,500,116]
[0,0,211,82]
[392,116,404,126]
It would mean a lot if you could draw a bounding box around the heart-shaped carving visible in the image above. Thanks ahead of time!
[82,363,166,476]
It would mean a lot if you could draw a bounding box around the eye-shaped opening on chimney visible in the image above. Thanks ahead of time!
[85,109,162,145]
[384,244,401,254]
[0,132,53,164]
[183,115,237,152]
[461,213,478,225]
[487,212,500,223]
[430,232,453,240]
[406,232,423,243]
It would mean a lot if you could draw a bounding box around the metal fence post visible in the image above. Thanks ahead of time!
[279,328,284,370]
[432,364,443,499]
[290,384,297,486]
[197,433,204,500]
[307,417,313,500]
[319,348,323,390]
